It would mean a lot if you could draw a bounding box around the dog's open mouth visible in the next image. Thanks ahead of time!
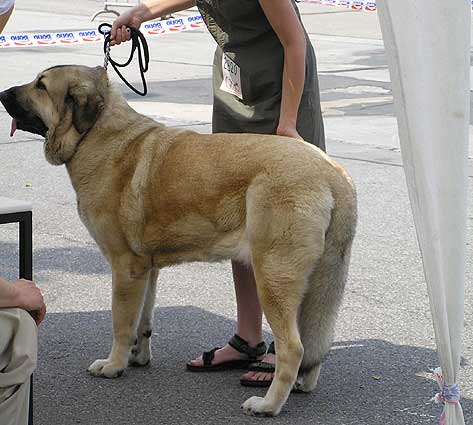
[8,116,47,138]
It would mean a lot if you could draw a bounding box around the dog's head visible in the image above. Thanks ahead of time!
[0,65,108,165]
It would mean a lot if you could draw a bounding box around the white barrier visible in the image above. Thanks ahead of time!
[0,15,206,49]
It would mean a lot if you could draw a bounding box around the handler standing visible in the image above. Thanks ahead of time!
[111,0,325,387]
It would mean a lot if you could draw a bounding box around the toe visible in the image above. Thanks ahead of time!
[257,372,273,382]
[241,370,257,380]
[241,370,274,383]
[189,356,204,366]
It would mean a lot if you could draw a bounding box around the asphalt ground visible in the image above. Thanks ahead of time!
[0,2,472,424]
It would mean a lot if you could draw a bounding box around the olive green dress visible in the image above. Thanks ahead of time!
[196,0,325,150]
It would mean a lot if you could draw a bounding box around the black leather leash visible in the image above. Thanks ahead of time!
[98,23,150,96]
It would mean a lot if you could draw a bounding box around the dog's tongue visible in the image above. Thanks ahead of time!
[10,118,17,137]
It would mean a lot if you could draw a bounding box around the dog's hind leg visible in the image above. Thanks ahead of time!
[129,267,159,367]
[240,179,330,416]
[88,258,150,378]
[241,259,307,417]
[240,222,325,416]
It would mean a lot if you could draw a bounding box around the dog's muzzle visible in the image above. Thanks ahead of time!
[0,87,48,137]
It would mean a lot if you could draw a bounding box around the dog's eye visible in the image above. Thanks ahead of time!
[36,79,47,90]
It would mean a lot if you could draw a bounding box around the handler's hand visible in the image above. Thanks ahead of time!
[13,279,46,326]
[276,124,304,141]
[111,11,141,45]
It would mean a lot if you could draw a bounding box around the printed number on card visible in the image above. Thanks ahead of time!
[220,53,243,100]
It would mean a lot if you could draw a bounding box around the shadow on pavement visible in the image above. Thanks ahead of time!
[0,241,109,277]
[35,307,471,425]
[122,78,213,105]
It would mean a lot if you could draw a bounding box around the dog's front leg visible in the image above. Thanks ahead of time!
[129,267,159,367]
[88,266,149,378]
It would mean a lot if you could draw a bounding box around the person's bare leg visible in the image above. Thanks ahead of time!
[234,261,275,383]
[232,260,263,344]
[0,6,14,33]
[188,260,269,366]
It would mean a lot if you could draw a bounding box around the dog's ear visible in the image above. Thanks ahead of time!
[44,67,107,165]
[68,83,104,134]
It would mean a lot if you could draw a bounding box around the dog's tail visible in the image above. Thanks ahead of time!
[297,181,357,388]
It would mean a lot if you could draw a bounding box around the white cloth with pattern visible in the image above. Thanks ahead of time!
[377,1,469,424]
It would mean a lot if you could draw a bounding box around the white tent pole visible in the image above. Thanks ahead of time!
[376,1,469,424]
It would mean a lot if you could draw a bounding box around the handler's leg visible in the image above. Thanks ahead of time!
[0,308,37,425]
[187,260,266,367]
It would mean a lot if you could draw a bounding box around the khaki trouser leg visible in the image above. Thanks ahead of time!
[0,308,37,425]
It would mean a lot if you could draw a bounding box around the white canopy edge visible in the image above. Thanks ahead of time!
[376,1,470,424]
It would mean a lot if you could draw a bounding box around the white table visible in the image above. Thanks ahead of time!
[0,196,33,280]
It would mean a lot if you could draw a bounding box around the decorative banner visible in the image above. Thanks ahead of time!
[0,15,205,49]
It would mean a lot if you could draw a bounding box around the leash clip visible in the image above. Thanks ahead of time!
[103,42,110,71]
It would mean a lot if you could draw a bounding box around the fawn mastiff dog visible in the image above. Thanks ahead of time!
[0,65,357,417]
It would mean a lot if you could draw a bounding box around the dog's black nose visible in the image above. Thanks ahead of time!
[0,87,15,108]
[0,89,7,104]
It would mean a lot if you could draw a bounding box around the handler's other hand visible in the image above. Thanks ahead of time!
[13,279,46,326]
[276,124,304,141]
[111,11,140,45]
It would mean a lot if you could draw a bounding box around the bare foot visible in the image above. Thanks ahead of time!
[240,352,276,383]
[188,343,246,367]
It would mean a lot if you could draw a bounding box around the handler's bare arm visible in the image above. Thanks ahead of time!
[111,0,197,44]
[259,0,307,140]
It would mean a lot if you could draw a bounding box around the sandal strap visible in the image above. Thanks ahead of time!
[202,347,220,366]
[267,341,275,355]
[228,334,267,361]
[247,360,275,373]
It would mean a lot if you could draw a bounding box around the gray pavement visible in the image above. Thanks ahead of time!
[0,2,472,424]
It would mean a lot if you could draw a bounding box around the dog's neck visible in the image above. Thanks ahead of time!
[98,84,164,133]
[65,83,167,191]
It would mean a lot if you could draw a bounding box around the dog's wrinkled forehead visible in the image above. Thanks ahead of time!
[37,65,68,83]
[35,65,107,93]
[27,65,75,99]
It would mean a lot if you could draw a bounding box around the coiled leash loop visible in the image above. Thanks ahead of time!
[98,23,150,96]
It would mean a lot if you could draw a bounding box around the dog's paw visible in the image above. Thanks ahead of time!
[241,396,279,417]
[293,376,314,393]
[129,343,151,367]
[294,364,321,393]
[87,359,125,378]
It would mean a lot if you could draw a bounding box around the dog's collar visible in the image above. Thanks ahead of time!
[63,126,94,164]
